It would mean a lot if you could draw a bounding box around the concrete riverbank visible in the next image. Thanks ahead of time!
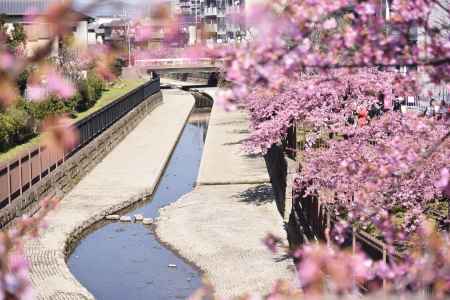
[25,90,195,300]
[157,88,294,298]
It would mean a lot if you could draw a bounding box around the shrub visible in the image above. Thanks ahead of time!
[112,57,125,78]
[64,93,79,117]
[25,97,71,121]
[87,72,105,101]
[74,72,106,112]
[0,107,34,152]
[0,69,108,153]
[17,69,29,96]
[76,79,96,112]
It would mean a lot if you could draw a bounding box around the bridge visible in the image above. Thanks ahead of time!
[134,58,221,74]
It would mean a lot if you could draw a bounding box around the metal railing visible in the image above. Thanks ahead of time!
[0,77,160,209]
[135,58,221,69]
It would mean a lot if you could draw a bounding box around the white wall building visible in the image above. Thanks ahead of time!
[0,0,93,57]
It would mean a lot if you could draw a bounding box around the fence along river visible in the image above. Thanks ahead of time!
[68,109,210,299]
[0,79,160,211]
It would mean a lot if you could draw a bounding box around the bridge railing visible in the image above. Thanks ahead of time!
[135,58,220,68]
[0,78,160,209]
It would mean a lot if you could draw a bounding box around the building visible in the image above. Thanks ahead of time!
[200,0,246,44]
[417,0,450,102]
[376,0,450,109]
[175,0,245,45]
[100,19,128,48]
[0,0,94,57]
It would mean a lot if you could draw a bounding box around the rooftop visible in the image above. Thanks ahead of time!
[0,0,56,16]
[0,0,93,20]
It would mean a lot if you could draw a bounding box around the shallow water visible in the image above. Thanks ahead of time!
[68,111,210,300]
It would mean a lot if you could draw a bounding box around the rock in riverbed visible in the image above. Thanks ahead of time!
[134,214,144,221]
[142,218,153,225]
[120,216,132,222]
[105,215,120,220]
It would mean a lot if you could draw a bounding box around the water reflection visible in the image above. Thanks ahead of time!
[68,111,210,300]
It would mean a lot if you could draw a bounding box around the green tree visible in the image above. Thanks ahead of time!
[8,23,26,50]
[0,15,26,51]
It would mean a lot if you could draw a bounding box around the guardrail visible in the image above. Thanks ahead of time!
[298,195,390,291]
[0,78,161,209]
[135,58,220,68]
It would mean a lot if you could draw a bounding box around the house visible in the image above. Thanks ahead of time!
[101,19,128,48]
[0,0,94,57]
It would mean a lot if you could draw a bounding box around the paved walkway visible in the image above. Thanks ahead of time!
[197,88,270,185]
[25,90,195,300]
[156,88,294,298]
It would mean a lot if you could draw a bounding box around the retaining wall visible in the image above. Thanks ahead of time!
[1,92,163,228]
[164,72,211,84]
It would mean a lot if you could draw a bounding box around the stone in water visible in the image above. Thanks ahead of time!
[134,214,144,221]
[142,218,153,225]
[105,215,120,220]
[120,216,132,222]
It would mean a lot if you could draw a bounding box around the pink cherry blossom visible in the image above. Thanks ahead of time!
[26,85,47,102]
[46,71,75,99]
[134,24,153,42]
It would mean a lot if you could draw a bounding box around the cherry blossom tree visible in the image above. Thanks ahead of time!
[1,0,450,298]
[215,0,450,297]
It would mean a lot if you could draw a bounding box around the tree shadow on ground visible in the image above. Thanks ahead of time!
[232,129,249,134]
[222,139,246,146]
[243,153,261,159]
[215,120,247,126]
[274,253,292,263]
[234,184,274,206]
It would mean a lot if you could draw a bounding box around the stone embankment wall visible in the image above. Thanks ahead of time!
[165,72,208,83]
[190,91,214,108]
[0,92,163,228]
[164,72,219,85]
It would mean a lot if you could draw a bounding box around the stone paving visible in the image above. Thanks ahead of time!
[25,90,195,300]
[156,88,295,298]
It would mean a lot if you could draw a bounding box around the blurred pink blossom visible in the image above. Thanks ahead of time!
[0,53,14,70]
[134,24,153,42]
[46,71,75,99]
[27,85,47,102]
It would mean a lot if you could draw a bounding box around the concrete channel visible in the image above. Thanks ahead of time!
[25,83,294,300]
[67,109,210,300]
[25,89,199,299]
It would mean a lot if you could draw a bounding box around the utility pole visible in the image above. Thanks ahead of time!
[127,21,132,66]
[123,7,132,67]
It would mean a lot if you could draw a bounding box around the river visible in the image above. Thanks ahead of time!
[68,110,210,300]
